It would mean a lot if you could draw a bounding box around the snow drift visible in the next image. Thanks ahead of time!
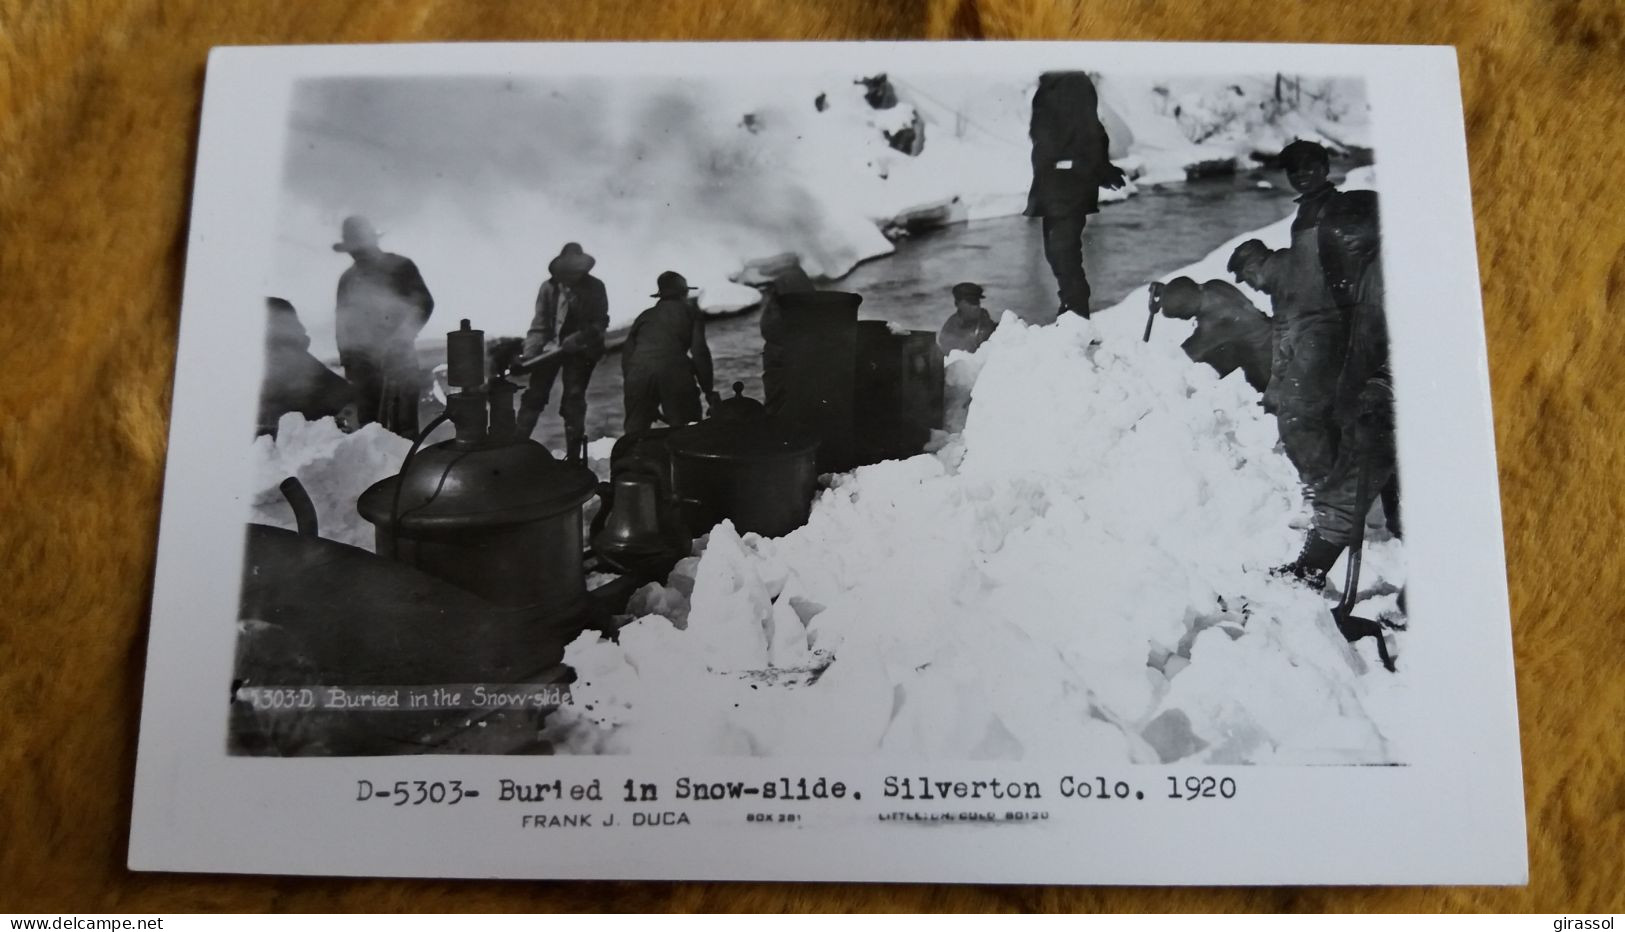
[547,181,1407,765]
[249,414,411,550]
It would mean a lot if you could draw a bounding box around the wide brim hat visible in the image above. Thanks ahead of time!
[332,215,381,253]
[548,243,597,277]
[651,271,700,298]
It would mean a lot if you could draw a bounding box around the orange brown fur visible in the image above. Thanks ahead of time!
[2,0,1622,912]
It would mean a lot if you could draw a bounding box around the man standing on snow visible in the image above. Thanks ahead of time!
[622,271,719,435]
[1025,71,1128,319]
[1279,190,1397,587]
[936,281,999,355]
[333,215,434,438]
[1264,139,1348,488]
[516,242,610,463]
[1151,276,1273,393]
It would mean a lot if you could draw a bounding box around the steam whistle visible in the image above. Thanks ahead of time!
[443,319,489,443]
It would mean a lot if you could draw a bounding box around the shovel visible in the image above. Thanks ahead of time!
[1331,459,1396,672]
[507,345,566,376]
[1143,283,1162,342]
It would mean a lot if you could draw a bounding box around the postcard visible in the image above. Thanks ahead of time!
[128,40,1524,884]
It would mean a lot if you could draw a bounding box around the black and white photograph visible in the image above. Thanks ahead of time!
[237,63,1402,762]
[131,41,1522,884]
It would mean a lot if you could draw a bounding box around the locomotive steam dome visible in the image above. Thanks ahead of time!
[359,439,596,533]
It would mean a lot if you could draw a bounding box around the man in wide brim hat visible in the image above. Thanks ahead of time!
[517,242,610,462]
[331,214,434,438]
[650,269,700,299]
[332,215,382,253]
[621,270,717,434]
[548,241,597,278]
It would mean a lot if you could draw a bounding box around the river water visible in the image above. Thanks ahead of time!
[507,174,1301,452]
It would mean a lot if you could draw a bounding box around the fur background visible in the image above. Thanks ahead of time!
[2,0,1621,913]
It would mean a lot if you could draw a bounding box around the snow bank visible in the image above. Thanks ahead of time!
[550,193,1406,764]
[249,414,411,550]
[1097,75,1371,185]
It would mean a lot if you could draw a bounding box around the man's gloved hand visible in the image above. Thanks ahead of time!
[1102,164,1128,190]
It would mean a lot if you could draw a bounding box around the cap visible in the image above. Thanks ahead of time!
[951,282,985,301]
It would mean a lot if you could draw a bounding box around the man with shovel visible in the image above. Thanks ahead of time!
[1278,190,1395,588]
[516,242,610,462]
[1148,276,1273,394]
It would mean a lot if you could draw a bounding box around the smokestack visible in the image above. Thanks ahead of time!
[773,290,862,473]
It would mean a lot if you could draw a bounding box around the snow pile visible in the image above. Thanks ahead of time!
[249,413,410,550]
[552,239,1405,763]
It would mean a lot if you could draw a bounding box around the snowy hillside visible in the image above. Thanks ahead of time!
[270,72,1369,360]
[1097,74,1371,184]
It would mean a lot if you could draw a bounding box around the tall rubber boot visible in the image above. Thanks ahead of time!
[1272,532,1345,591]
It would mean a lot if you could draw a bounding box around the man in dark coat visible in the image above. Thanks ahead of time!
[332,215,434,438]
[516,242,610,461]
[257,298,355,438]
[622,271,719,435]
[1267,140,1347,487]
[1229,239,1293,407]
[756,264,818,415]
[1226,152,1348,497]
[936,281,999,355]
[1024,71,1128,318]
[1279,190,1396,587]
[1152,276,1273,393]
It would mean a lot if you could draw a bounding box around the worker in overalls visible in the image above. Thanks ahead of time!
[622,271,719,435]
[1267,140,1348,490]
[1152,276,1273,393]
[1280,190,1396,586]
[516,243,610,462]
